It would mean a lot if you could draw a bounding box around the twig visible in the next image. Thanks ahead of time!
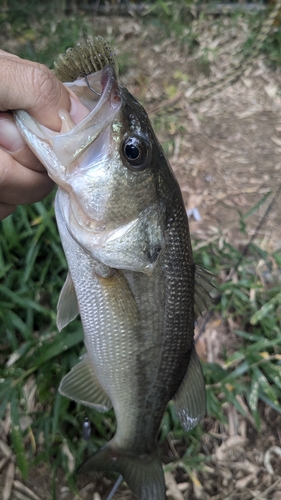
[13,481,42,500]
[3,461,15,500]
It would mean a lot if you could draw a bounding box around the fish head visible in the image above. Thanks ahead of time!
[15,63,167,274]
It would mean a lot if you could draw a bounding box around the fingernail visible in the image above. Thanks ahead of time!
[0,117,25,152]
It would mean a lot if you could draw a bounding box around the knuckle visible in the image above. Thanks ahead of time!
[30,64,58,109]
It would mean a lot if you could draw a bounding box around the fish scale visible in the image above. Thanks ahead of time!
[55,199,141,411]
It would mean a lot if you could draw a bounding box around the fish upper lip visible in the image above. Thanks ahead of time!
[83,64,121,117]
[100,65,122,109]
[101,65,116,94]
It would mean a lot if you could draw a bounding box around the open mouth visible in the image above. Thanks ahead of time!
[65,65,121,117]
[14,64,123,191]
[47,65,122,168]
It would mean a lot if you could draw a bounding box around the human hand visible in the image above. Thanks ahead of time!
[0,50,86,220]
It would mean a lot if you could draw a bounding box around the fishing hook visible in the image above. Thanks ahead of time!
[84,73,101,96]
[105,475,123,500]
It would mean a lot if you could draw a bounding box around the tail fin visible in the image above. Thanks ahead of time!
[77,441,166,500]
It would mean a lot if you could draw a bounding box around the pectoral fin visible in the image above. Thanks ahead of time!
[173,348,205,431]
[59,355,112,411]
[57,272,79,331]
[100,202,164,275]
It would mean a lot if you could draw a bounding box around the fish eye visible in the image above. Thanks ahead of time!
[122,135,150,171]
[125,143,140,160]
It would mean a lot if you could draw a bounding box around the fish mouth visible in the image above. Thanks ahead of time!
[52,64,123,231]
[49,64,122,171]
[15,64,124,244]
[15,64,122,184]
[65,64,121,117]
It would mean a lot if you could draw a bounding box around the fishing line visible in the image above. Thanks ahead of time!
[84,73,101,96]
[195,184,281,343]
[105,475,123,500]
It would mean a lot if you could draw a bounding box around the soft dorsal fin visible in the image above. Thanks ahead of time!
[194,264,215,318]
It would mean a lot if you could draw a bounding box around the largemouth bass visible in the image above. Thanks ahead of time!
[15,38,212,500]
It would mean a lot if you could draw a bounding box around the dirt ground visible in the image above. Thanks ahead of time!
[1,11,281,500]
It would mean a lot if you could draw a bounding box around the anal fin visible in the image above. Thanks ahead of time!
[173,347,205,431]
[59,355,112,411]
[57,272,79,331]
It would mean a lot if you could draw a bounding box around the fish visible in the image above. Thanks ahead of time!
[14,37,213,500]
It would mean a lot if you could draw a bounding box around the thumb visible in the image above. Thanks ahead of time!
[0,51,87,131]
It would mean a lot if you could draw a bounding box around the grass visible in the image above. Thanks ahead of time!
[241,6,281,68]
[1,198,280,485]
[200,241,281,427]
[0,1,281,496]
[0,0,92,64]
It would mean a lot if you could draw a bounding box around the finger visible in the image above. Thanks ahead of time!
[0,201,16,220]
[0,50,20,58]
[0,114,44,171]
[0,54,70,130]
[0,148,54,205]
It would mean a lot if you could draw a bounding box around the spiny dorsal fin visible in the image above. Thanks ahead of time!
[194,264,215,318]
[53,37,117,82]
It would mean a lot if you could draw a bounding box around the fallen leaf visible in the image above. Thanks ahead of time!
[236,473,256,490]
[271,136,281,147]
[165,471,185,500]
